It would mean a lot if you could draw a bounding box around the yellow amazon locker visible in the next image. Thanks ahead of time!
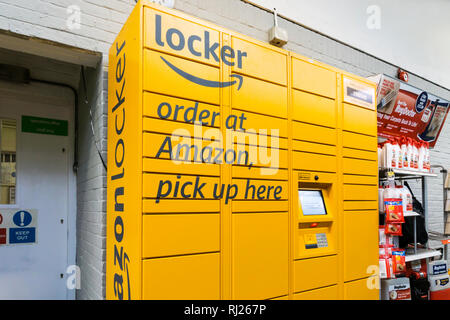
[107,1,379,300]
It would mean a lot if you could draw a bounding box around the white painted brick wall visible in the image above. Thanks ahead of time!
[1,0,449,299]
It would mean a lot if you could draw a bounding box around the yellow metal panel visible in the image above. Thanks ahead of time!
[232,212,289,299]
[296,171,337,184]
[293,285,339,300]
[342,131,377,151]
[143,158,220,176]
[232,136,288,150]
[106,3,142,300]
[231,36,287,85]
[231,179,288,200]
[343,201,378,211]
[292,57,336,99]
[143,131,210,158]
[343,174,378,185]
[292,121,337,145]
[343,185,378,201]
[143,92,220,127]
[143,132,222,161]
[232,166,288,180]
[230,144,288,169]
[143,199,220,213]
[232,110,288,138]
[232,200,289,212]
[144,8,220,66]
[143,173,219,199]
[143,117,222,138]
[344,211,379,282]
[344,278,379,300]
[232,75,288,118]
[343,148,377,161]
[293,140,337,156]
[143,49,220,105]
[142,213,220,257]
[343,158,377,176]
[293,151,337,172]
[142,253,220,299]
[292,90,336,127]
[343,103,377,136]
[293,255,338,292]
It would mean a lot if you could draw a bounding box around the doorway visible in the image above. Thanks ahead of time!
[0,81,76,299]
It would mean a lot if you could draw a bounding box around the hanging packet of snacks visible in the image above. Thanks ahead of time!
[392,249,406,275]
[384,198,405,223]
[385,223,402,236]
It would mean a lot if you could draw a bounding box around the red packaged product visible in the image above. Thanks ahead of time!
[392,249,406,275]
[384,198,405,223]
[385,223,402,236]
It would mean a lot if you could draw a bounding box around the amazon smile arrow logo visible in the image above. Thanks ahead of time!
[161,56,244,90]
[154,14,247,91]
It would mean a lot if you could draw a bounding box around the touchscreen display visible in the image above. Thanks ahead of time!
[298,190,327,216]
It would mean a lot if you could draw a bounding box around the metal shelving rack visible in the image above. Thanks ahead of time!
[441,167,450,236]
[379,167,441,261]
[428,165,450,260]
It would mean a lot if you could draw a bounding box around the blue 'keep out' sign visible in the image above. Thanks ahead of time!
[9,228,36,244]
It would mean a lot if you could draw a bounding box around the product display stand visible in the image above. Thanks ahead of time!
[379,168,440,260]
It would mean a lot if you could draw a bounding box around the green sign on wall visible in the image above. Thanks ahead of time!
[21,116,68,136]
